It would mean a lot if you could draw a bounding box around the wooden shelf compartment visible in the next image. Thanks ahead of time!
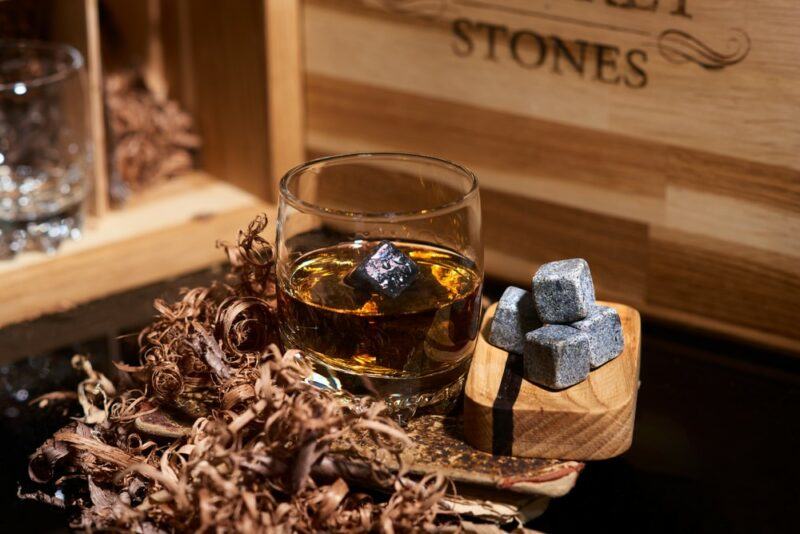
[0,173,273,329]
[0,1,303,329]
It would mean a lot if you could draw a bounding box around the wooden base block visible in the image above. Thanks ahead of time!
[464,301,641,461]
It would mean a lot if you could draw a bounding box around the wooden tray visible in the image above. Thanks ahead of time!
[464,301,641,460]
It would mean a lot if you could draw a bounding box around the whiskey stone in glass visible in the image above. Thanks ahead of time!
[345,240,419,298]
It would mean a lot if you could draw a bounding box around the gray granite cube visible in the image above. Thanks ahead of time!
[524,325,590,389]
[532,258,595,324]
[571,304,624,369]
[488,286,542,354]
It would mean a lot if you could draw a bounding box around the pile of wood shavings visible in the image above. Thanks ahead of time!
[23,215,459,532]
[105,70,201,203]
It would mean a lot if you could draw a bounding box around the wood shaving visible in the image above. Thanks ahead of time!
[105,70,201,203]
[25,214,466,532]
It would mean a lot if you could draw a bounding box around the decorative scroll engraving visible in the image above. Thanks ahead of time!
[657,29,751,70]
[371,0,448,17]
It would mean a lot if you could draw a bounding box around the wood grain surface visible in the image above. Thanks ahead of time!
[464,301,641,460]
[265,0,306,190]
[177,0,273,200]
[83,0,109,216]
[0,173,271,329]
[0,1,306,328]
[330,414,583,497]
[301,0,800,353]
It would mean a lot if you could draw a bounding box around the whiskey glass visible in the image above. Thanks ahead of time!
[276,153,482,418]
[0,41,90,258]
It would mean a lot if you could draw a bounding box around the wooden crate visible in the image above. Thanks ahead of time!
[3,0,798,354]
[0,0,304,327]
[300,0,800,352]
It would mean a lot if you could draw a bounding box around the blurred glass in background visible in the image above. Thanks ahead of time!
[0,40,91,258]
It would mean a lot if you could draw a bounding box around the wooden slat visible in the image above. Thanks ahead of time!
[142,0,168,101]
[306,74,665,224]
[264,0,306,188]
[648,227,800,343]
[0,173,272,329]
[84,0,109,216]
[159,0,196,108]
[483,189,649,305]
[664,187,800,258]
[666,149,800,214]
[180,0,272,200]
[377,415,581,497]
[642,303,800,355]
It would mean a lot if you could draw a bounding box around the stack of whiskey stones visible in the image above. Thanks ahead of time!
[488,258,624,390]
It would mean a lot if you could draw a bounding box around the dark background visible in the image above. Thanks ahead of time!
[1,273,798,533]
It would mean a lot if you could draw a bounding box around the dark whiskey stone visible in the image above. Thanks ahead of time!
[345,240,420,298]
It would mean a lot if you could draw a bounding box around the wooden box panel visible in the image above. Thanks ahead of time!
[301,0,800,352]
[100,0,303,202]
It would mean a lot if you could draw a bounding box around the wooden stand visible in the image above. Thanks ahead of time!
[464,301,641,461]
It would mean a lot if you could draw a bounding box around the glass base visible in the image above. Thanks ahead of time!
[302,353,471,425]
[0,206,83,259]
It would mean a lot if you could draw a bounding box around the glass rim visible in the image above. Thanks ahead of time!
[279,152,479,222]
[0,40,84,91]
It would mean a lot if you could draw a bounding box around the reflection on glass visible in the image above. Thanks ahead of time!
[276,153,483,419]
[0,40,91,257]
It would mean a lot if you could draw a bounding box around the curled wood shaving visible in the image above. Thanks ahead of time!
[29,391,78,408]
[192,322,231,379]
[28,432,71,484]
[52,431,144,469]
[72,355,116,425]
